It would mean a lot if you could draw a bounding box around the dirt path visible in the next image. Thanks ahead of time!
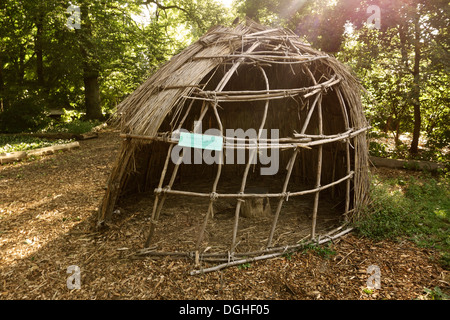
[0,130,447,300]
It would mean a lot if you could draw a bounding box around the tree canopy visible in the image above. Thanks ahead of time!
[0,0,448,161]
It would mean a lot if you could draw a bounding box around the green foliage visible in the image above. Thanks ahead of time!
[40,109,102,135]
[0,0,234,125]
[423,287,450,300]
[235,0,292,25]
[303,243,336,259]
[59,109,84,123]
[283,252,293,260]
[369,141,389,158]
[0,135,73,154]
[355,174,450,269]
[337,0,450,157]
[368,135,434,162]
[233,0,448,157]
[363,288,374,295]
[0,0,447,156]
[44,119,101,135]
[237,262,251,270]
[0,94,50,133]
[356,181,415,240]
[422,72,450,151]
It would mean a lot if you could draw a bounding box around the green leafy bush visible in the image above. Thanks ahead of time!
[42,116,101,135]
[0,135,73,154]
[48,119,101,135]
[369,141,389,158]
[303,243,336,259]
[0,96,50,133]
[355,175,450,269]
[423,287,450,300]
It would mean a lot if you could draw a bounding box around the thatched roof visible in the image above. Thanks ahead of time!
[117,20,368,138]
[99,21,372,269]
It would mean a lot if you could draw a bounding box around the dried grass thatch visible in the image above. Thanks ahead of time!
[98,20,371,272]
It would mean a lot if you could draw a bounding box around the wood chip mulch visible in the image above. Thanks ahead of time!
[0,131,448,300]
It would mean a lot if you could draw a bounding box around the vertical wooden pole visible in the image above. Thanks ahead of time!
[300,93,321,135]
[147,99,196,227]
[336,88,351,217]
[230,66,270,253]
[98,139,134,222]
[311,95,323,240]
[145,102,206,247]
[230,149,255,252]
[301,66,318,136]
[345,141,351,216]
[266,148,298,248]
[196,104,224,250]
[195,44,262,251]
[331,144,338,199]
[145,144,174,247]
[301,149,306,183]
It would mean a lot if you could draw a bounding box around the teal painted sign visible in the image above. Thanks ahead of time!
[178,132,223,151]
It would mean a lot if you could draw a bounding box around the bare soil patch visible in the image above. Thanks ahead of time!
[0,130,447,300]
[122,179,342,256]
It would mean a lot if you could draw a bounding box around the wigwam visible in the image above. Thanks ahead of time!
[98,20,371,273]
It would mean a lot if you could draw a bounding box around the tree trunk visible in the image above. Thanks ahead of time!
[394,122,401,146]
[35,15,44,87]
[84,71,102,120]
[410,12,422,155]
[398,22,409,69]
[0,54,4,112]
[18,45,25,86]
[410,81,421,154]
[78,1,103,121]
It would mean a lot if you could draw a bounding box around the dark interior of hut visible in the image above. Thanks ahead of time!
[112,58,356,253]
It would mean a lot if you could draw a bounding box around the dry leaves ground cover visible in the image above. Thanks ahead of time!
[0,130,448,300]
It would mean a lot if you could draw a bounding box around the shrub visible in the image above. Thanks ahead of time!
[0,135,73,154]
[43,118,101,135]
[369,141,389,158]
[355,175,450,269]
[0,96,49,133]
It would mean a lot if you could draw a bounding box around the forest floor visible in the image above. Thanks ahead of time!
[0,129,448,300]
